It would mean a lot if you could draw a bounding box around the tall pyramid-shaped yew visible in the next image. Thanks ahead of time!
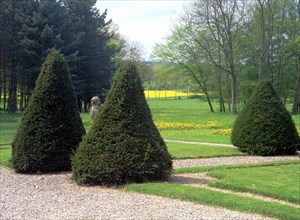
[12,50,85,173]
[231,81,299,155]
[72,61,172,185]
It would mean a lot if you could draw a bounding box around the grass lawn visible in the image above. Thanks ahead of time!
[160,130,232,144]
[126,161,300,220]
[0,112,22,145]
[148,99,300,143]
[0,145,11,167]
[125,182,299,220]
[167,142,244,159]
[208,163,300,204]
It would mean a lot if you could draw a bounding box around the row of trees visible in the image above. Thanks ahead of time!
[0,0,118,113]
[152,0,300,114]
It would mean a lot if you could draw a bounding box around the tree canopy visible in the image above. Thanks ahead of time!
[0,0,118,112]
[152,0,300,114]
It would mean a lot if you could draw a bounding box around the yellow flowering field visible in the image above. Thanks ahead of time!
[214,128,233,136]
[155,121,222,130]
[144,90,204,99]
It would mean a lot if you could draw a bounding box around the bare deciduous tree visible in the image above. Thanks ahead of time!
[180,0,247,113]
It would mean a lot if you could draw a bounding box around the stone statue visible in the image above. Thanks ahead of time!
[90,96,101,120]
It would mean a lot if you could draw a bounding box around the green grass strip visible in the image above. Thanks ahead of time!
[125,182,300,220]
[0,145,11,167]
[174,160,300,174]
[208,164,300,204]
[167,142,245,159]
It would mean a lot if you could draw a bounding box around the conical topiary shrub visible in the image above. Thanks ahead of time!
[231,81,299,156]
[12,50,85,173]
[72,61,172,185]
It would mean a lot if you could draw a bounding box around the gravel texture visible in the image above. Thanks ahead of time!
[0,166,274,220]
[173,155,299,168]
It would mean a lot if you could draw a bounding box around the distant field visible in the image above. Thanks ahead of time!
[144,90,204,99]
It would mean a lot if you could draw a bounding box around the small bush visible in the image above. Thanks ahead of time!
[231,81,299,156]
[72,61,172,185]
[12,50,85,173]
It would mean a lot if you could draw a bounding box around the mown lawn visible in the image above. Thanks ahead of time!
[167,142,244,159]
[208,163,300,204]
[148,99,300,143]
[0,112,22,145]
[126,161,300,220]
[125,181,299,220]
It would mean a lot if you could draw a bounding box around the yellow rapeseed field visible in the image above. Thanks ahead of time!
[144,90,204,99]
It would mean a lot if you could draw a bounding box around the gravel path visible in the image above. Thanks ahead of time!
[173,155,299,168]
[2,154,298,219]
[0,167,273,220]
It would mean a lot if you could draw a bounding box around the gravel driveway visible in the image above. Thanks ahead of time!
[2,155,298,220]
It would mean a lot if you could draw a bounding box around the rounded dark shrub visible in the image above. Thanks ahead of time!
[72,61,172,185]
[231,81,299,156]
[12,50,85,173]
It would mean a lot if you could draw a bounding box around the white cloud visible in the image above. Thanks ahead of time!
[96,0,187,60]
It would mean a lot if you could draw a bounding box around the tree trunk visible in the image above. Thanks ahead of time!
[77,96,82,112]
[3,66,7,111]
[258,0,266,82]
[203,87,214,113]
[291,63,300,114]
[8,63,17,113]
[231,73,237,114]
[7,0,17,113]
[217,45,225,112]
[218,72,225,112]
[226,73,231,113]
[0,51,2,108]
[83,96,90,113]
[20,81,24,111]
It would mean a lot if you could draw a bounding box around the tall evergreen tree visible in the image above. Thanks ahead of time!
[62,0,117,111]
[231,81,299,156]
[12,50,85,173]
[72,61,172,185]
[0,0,117,112]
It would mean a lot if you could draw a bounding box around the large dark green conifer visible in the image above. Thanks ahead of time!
[72,61,172,185]
[231,81,299,156]
[12,50,85,173]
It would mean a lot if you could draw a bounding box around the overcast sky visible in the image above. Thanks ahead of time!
[95,0,187,60]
